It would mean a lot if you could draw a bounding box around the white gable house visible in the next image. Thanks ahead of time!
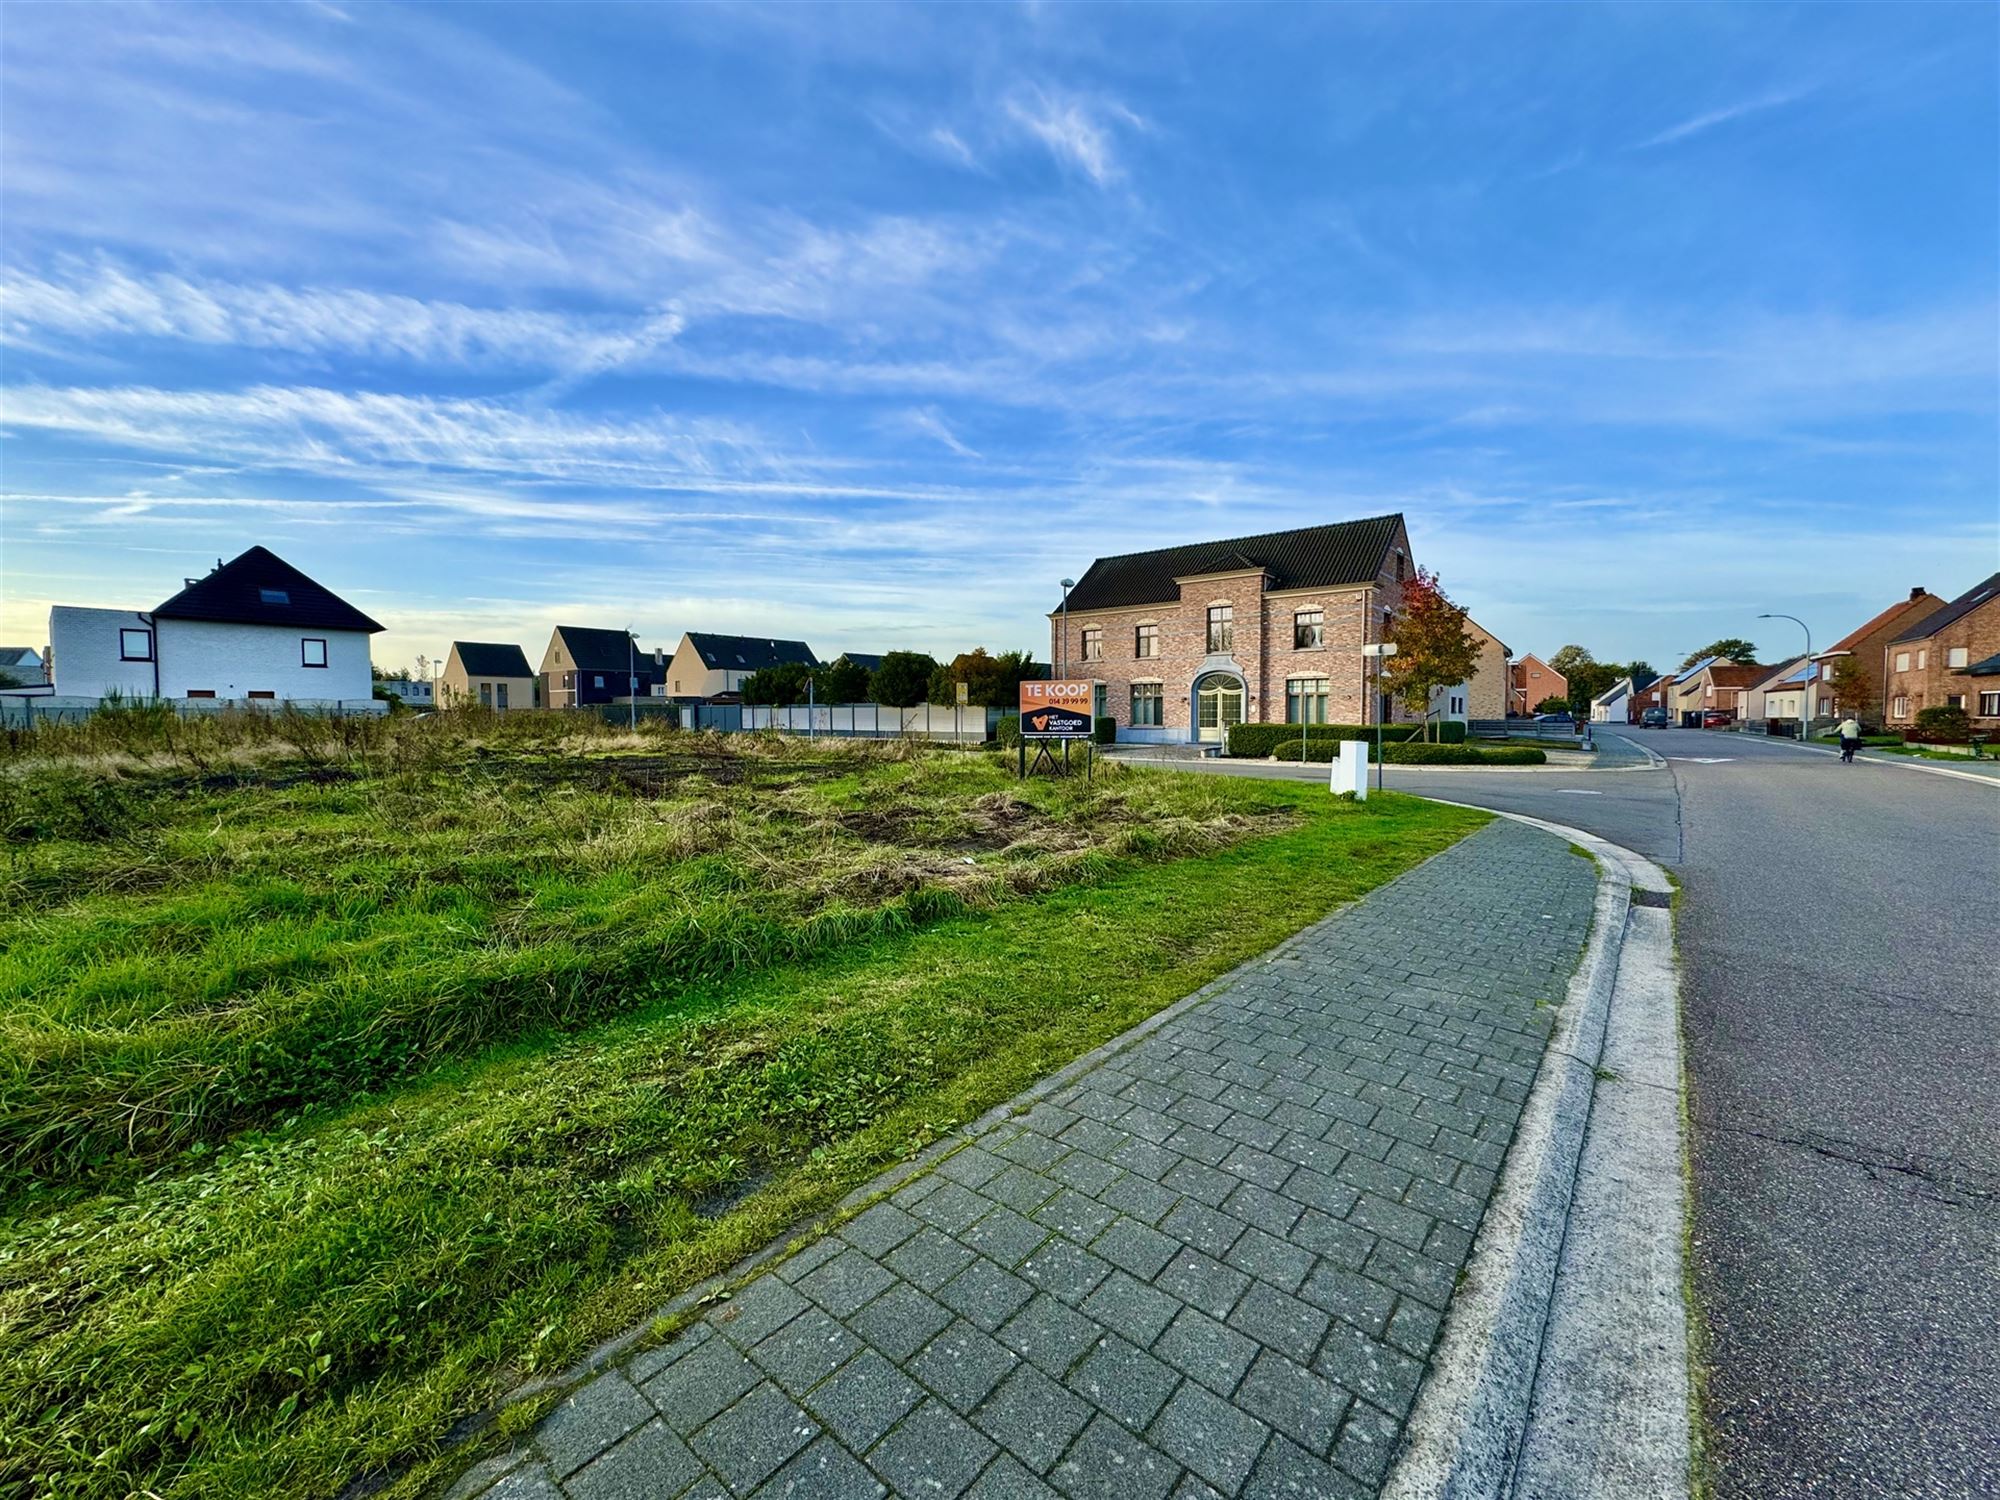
[48,547,383,703]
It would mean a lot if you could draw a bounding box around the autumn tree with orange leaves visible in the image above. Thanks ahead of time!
[1384,568,1482,740]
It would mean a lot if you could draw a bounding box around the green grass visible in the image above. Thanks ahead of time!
[0,730,1483,1500]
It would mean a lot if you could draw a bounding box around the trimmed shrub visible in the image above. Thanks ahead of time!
[1910,705,1972,744]
[1438,720,1468,744]
[994,715,1021,748]
[1272,740,1545,766]
[1226,721,1466,756]
[1093,716,1116,745]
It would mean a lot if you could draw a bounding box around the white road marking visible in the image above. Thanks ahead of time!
[1668,756,1734,763]
[1555,789,1603,795]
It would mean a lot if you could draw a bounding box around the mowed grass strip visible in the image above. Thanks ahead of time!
[0,768,1481,1500]
[0,740,1270,1195]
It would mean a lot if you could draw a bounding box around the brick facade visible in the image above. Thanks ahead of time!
[1816,587,1946,722]
[1052,518,1413,741]
[1883,579,2000,730]
[1462,620,1509,721]
[1509,654,1567,715]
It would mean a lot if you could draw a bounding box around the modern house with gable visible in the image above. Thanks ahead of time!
[1050,514,1414,744]
[538,626,669,708]
[663,633,818,701]
[1508,653,1567,716]
[47,546,382,702]
[442,642,538,710]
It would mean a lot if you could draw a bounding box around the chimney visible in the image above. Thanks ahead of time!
[1911,586,1926,599]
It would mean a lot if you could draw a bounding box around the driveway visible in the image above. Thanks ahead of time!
[1130,726,2000,1498]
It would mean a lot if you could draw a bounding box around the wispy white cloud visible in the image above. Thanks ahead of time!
[897,406,980,458]
[1004,87,1141,186]
[1635,85,1817,149]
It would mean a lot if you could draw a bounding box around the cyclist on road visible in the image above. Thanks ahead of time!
[1837,715,1863,763]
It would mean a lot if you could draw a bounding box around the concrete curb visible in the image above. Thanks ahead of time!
[1382,805,1689,1500]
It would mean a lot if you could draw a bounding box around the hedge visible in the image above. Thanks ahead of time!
[1094,716,1117,745]
[994,714,1021,747]
[1272,740,1545,766]
[1227,721,1465,757]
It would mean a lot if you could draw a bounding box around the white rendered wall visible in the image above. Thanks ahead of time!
[156,621,374,700]
[48,607,158,698]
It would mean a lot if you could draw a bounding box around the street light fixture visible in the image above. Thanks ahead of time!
[1758,613,1812,738]
[1059,579,1075,680]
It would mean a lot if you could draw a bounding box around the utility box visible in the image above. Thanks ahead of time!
[1332,738,1368,800]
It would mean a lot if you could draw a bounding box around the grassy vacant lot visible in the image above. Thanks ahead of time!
[0,711,1483,1499]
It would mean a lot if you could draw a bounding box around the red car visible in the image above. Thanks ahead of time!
[1701,709,1735,728]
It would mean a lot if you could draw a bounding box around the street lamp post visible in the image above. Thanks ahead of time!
[1361,642,1398,792]
[627,627,637,732]
[1758,613,1812,738]
[1059,578,1075,679]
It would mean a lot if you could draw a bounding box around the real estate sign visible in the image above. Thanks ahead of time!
[1019,679,1094,738]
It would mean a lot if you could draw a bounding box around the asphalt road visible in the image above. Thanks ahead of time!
[1116,729,2000,1498]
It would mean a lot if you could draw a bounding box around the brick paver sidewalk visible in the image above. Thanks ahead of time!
[456,818,1595,1500]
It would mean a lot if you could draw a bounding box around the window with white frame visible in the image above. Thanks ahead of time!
[1134,624,1159,659]
[1130,681,1163,726]
[301,637,328,668]
[1293,609,1324,649]
[1081,627,1103,662]
[1894,652,1910,672]
[1207,605,1233,653]
[1980,691,2000,717]
[1286,676,1329,723]
[119,628,153,661]
[1917,648,1928,669]
[1947,647,1969,668]
[1892,694,1909,718]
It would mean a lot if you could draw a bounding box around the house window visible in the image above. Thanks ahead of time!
[479,683,492,708]
[1134,624,1159,659]
[1293,610,1324,649]
[301,638,328,668]
[1947,647,1969,668]
[259,588,290,606]
[1946,694,1965,709]
[1892,694,1909,718]
[248,690,275,700]
[1081,627,1103,662]
[1286,677,1329,724]
[1980,692,2000,717]
[1917,648,1928,670]
[119,628,153,661]
[1207,605,1233,653]
[497,682,509,710]
[186,689,215,699]
[593,675,605,688]
[1395,551,1406,581]
[1894,652,1910,673]
[1130,682,1163,726]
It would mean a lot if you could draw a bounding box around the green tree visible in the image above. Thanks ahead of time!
[1681,638,1758,669]
[1546,644,1596,680]
[739,661,813,705]
[928,648,1044,706]
[869,651,938,708]
[1828,655,1874,719]
[1534,695,1571,715]
[813,655,872,703]
[1383,568,1482,740]
[1627,660,1658,688]
[0,668,24,690]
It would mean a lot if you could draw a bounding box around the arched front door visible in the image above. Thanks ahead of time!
[1195,672,1245,743]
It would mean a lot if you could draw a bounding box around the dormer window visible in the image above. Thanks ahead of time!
[260,588,290,606]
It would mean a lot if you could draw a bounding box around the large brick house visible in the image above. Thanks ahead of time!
[1883,572,2000,732]
[1050,514,1414,744]
[1509,653,1567,715]
[1813,586,1946,722]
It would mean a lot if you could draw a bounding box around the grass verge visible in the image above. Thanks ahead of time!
[0,753,1482,1500]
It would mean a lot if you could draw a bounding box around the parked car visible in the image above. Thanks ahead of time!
[1640,707,1669,727]
[1701,709,1734,728]
[1531,711,1574,726]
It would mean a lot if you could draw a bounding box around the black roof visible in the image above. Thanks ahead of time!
[152,546,383,632]
[1060,514,1404,613]
[1961,651,2000,677]
[685,632,818,671]
[836,652,884,671]
[1892,572,1999,643]
[552,625,642,672]
[452,641,533,678]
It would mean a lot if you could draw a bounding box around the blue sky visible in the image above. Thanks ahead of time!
[3,1,1995,674]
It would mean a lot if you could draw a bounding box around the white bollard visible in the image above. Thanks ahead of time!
[1332,738,1368,800]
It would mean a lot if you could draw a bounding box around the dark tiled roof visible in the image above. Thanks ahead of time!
[1828,593,1942,652]
[0,647,40,668]
[1892,572,2000,643]
[152,546,383,633]
[1961,652,2000,677]
[686,632,818,671]
[452,641,533,678]
[1060,514,1404,613]
[552,626,642,672]
[836,652,884,671]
